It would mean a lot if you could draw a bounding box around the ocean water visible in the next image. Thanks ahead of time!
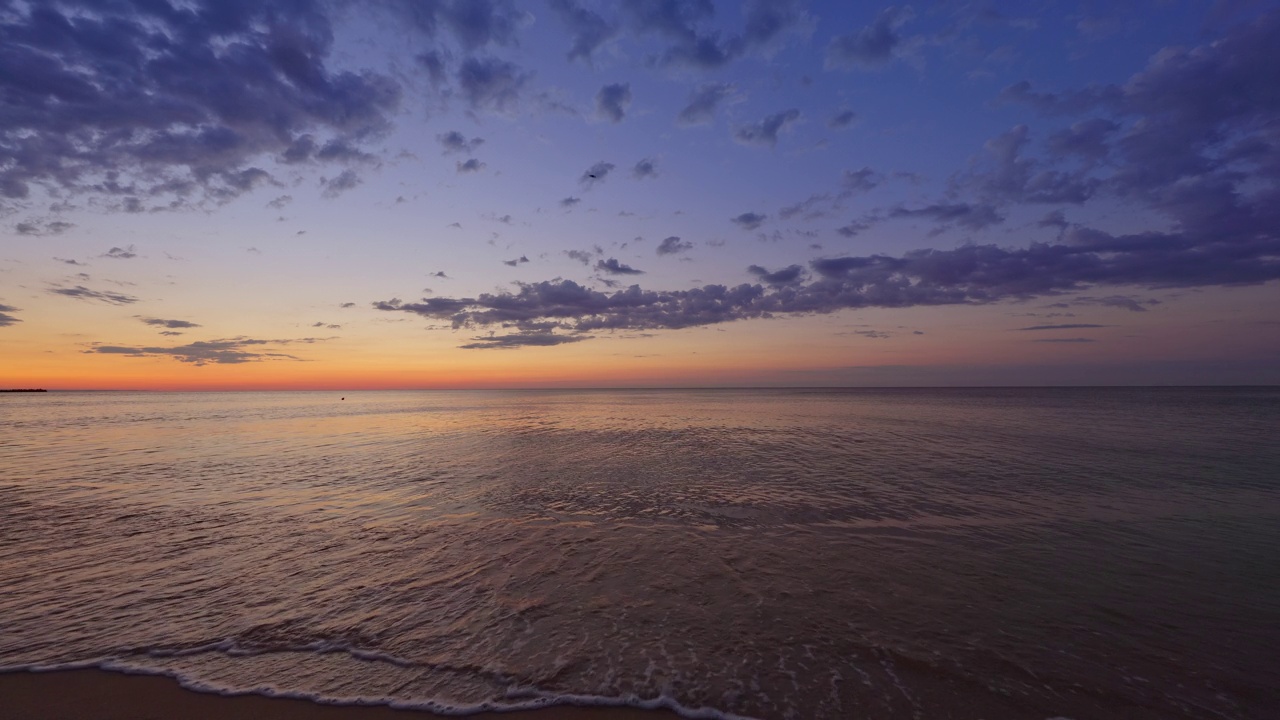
[1,388,1278,719]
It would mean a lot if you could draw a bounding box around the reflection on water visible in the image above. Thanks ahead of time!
[2,388,1278,718]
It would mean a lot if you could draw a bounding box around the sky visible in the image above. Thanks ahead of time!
[1,0,1278,390]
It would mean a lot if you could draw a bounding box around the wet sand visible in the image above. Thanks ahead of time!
[0,670,684,720]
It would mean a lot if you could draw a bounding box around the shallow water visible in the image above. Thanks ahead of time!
[2,388,1278,719]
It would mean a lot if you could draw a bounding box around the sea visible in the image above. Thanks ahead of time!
[1,388,1278,719]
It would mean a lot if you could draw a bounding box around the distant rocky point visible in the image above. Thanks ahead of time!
[1,388,47,392]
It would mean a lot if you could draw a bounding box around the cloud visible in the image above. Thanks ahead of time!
[632,158,658,179]
[458,332,591,349]
[731,212,767,230]
[139,317,202,329]
[1016,323,1108,331]
[580,161,616,185]
[267,195,293,209]
[596,258,644,275]
[0,303,20,327]
[438,131,485,155]
[49,286,139,305]
[595,82,632,123]
[373,214,1279,343]
[996,80,1120,115]
[656,236,692,256]
[455,56,529,114]
[0,1,400,210]
[842,167,880,192]
[888,203,1004,230]
[561,197,581,208]
[566,249,595,264]
[747,264,805,285]
[677,83,736,125]
[54,257,85,266]
[15,220,75,236]
[340,302,356,308]
[102,245,138,260]
[547,0,619,63]
[968,125,1099,204]
[828,109,858,129]
[1058,295,1161,313]
[825,6,918,70]
[835,220,873,238]
[623,0,808,71]
[312,321,341,329]
[733,109,801,147]
[321,170,361,198]
[85,336,328,366]
[456,158,486,173]
[1032,337,1095,343]
[778,193,833,221]
[1047,119,1120,164]
[503,255,530,266]
[410,0,527,51]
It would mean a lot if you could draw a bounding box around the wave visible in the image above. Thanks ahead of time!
[1,643,761,720]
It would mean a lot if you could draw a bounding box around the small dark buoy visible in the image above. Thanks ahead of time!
[341,397,345,400]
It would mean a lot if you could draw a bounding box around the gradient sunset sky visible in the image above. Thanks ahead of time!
[2,0,1278,389]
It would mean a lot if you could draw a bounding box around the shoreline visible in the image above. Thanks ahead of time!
[0,669,688,720]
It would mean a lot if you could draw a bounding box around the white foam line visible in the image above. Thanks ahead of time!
[0,660,764,720]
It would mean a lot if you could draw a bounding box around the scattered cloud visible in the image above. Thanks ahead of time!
[596,82,633,123]
[15,220,75,236]
[0,303,20,327]
[825,6,919,70]
[677,83,736,126]
[54,257,85,266]
[623,0,808,71]
[828,109,858,129]
[580,161,616,186]
[888,203,1004,230]
[504,255,530,266]
[596,258,644,275]
[731,212,768,230]
[748,264,805,285]
[566,249,596,265]
[438,131,485,155]
[1016,323,1108,331]
[733,109,801,147]
[102,246,138,260]
[547,0,619,63]
[459,332,590,350]
[321,170,362,198]
[656,236,693,256]
[1032,337,1096,343]
[455,56,529,114]
[85,336,329,365]
[456,158,486,174]
[139,317,201,329]
[561,197,582,208]
[340,302,357,308]
[373,215,1279,344]
[49,286,140,305]
[633,158,658,179]
[0,1,400,210]
[778,193,833,221]
[842,167,880,192]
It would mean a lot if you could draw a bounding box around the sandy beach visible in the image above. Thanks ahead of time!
[0,670,683,720]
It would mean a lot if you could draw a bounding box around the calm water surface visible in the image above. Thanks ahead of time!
[2,388,1278,719]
